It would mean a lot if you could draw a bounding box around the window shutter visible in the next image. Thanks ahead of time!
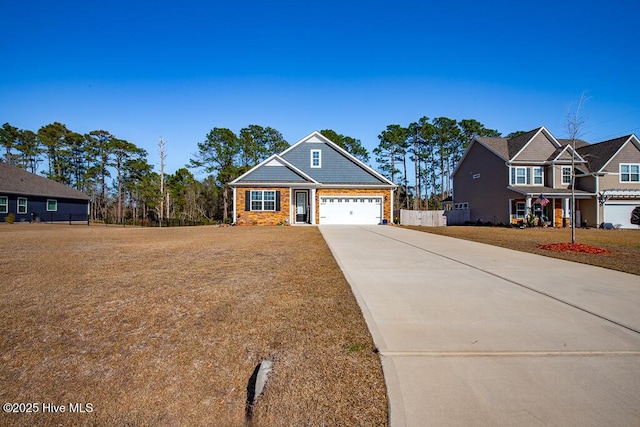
[275,191,281,211]
[526,168,531,185]
[245,191,251,211]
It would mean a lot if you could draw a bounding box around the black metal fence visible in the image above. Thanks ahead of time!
[25,213,211,227]
[30,213,90,225]
[98,217,211,227]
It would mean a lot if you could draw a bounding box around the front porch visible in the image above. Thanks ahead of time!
[509,194,592,228]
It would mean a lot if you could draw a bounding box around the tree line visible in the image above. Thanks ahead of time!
[374,117,502,210]
[1,118,503,223]
[1,122,227,224]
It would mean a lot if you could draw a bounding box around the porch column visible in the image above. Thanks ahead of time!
[310,188,316,225]
[526,196,532,214]
[563,198,570,227]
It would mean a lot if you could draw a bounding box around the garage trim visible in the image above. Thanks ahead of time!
[319,195,384,225]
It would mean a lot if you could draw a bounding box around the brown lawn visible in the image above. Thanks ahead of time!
[0,224,387,427]
[405,225,640,276]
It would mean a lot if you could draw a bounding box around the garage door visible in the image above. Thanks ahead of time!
[319,196,382,224]
[603,203,640,229]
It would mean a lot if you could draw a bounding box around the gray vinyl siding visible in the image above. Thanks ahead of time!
[237,164,311,183]
[454,142,518,224]
[513,133,557,162]
[281,142,384,184]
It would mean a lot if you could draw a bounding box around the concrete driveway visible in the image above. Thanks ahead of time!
[319,225,640,426]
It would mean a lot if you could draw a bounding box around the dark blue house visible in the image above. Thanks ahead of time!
[0,162,90,223]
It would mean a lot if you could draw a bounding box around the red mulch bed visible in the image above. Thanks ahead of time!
[537,242,610,254]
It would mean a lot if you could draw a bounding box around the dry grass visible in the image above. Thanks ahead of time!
[405,225,640,276]
[0,224,387,427]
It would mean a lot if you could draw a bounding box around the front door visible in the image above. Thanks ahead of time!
[295,191,308,223]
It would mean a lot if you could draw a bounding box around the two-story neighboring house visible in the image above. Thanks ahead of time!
[452,126,640,228]
[577,134,640,228]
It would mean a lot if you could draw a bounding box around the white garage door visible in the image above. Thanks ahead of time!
[603,203,640,229]
[319,196,382,225]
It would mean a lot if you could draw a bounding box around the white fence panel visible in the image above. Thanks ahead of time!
[400,209,447,226]
[444,209,470,225]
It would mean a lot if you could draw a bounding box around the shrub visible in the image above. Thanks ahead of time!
[5,213,15,224]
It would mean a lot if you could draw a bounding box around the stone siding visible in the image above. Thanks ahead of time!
[235,188,291,226]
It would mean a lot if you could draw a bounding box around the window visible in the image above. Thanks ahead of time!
[532,203,545,219]
[454,202,468,210]
[510,166,542,185]
[250,190,276,211]
[17,197,27,214]
[515,202,526,218]
[620,164,640,183]
[47,199,58,212]
[511,167,528,185]
[533,167,543,185]
[0,196,7,213]
[310,149,321,168]
[562,166,572,185]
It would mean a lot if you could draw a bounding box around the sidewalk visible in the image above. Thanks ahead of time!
[320,225,640,426]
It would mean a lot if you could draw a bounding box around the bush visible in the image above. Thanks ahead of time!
[5,213,15,224]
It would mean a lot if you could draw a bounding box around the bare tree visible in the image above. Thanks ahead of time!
[159,137,166,227]
[565,91,589,243]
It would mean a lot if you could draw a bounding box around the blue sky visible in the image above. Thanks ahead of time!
[1,0,639,175]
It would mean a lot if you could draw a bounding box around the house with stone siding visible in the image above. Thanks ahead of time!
[452,126,640,228]
[230,131,396,225]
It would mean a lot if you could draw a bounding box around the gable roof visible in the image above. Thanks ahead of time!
[557,138,590,149]
[474,127,557,161]
[474,137,510,160]
[231,154,318,185]
[455,126,587,177]
[0,162,90,200]
[576,134,638,173]
[232,131,395,187]
[507,127,546,159]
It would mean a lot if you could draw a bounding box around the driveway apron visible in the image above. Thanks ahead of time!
[319,225,640,427]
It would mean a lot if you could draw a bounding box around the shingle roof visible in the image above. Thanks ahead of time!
[476,127,544,161]
[231,131,395,187]
[576,135,630,172]
[507,127,542,159]
[0,162,90,200]
[235,157,315,184]
[557,138,590,149]
[476,137,509,159]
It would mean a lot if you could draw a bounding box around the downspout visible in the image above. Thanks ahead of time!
[595,173,601,226]
[390,188,394,224]
[232,187,237,224]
